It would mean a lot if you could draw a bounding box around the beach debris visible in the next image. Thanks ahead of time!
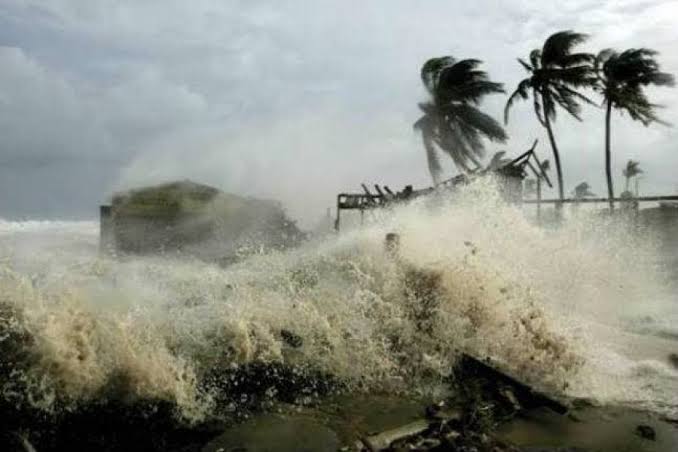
[360,419,431,451]
[635,424,656,441]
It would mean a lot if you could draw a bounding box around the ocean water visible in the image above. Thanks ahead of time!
[1,181,676,425]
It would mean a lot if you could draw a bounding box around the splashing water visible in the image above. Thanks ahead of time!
[1,180,676,423]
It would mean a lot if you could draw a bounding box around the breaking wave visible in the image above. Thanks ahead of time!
[1,180,676,423]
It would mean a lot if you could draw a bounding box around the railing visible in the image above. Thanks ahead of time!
[523,195,678,204]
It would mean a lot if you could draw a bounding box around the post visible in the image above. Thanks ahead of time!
[334,196,341,232]
[384,232,400,259]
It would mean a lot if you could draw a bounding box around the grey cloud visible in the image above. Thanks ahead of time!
[0,0,677,223]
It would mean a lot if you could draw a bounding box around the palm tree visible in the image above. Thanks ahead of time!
[572,181,596,200]
[622,159,643,192]
[505,30,597,204]
[594,49,674,210]
[414,57,508,183]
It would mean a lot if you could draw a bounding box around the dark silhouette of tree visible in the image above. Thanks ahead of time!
[505,30,597,204]
[594,48,674,210]
[572,181,595,200]
[622,159,643,193]
[415,57,507,183]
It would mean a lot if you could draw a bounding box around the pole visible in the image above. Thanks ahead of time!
[536,178,542,225]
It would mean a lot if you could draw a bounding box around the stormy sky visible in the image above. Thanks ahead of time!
[1,0,677,225]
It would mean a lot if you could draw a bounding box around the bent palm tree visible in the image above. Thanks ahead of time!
[622,159,643,192]
[595,49,674,210]
[415,57,507,183]
[505,30,596,204]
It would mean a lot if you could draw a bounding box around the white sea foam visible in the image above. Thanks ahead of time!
[0,180,676,421]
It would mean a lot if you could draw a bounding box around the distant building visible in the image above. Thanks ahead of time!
[100,180,305,263]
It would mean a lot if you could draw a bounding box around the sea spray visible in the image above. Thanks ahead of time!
[0,179,675,426]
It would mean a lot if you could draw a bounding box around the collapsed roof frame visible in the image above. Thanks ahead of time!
[334,141,551,232]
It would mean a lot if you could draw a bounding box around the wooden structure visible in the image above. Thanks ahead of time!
[334,142,548,231]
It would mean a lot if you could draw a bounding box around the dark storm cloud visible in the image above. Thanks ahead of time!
[1,0,677,222]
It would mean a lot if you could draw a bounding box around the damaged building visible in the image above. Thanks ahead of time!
[100,180,305,263]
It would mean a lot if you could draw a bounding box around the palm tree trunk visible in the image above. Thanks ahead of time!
[605,99,614,211]
[423,134,441,185]
[542,101,564,208]
[625,176,630,192]
[537,177,542,224]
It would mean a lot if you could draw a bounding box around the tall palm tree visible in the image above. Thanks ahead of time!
[622,159,643,192]
[594,49,674,210]
[414,57,508,183]
[505,30,597,204]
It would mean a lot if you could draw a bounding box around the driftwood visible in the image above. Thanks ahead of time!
[360,419,431,451]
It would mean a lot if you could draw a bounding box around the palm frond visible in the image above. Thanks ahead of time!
[541,30,590,67]
[622,159,643,179]
[599,47,675,126]
[448,103,508,142]
[518,58,533,72]
[421,56,456,95]
[504,78,531,124]
[529,49,541,69]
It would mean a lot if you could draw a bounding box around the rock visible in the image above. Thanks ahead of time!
[570,397,596,410]
[635,424,656,441]
[661,415,678,427]
[280,329,303,348]
[418,438,441,448]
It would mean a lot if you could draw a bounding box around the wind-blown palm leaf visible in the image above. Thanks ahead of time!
[447,104,508,142]
[622,160,643,179]
[414,114,443,183]
[596,48,675,125]
[415,56,507,180]
[504,78,531,123]
[421,56,456,95]
[541,31,589,66]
